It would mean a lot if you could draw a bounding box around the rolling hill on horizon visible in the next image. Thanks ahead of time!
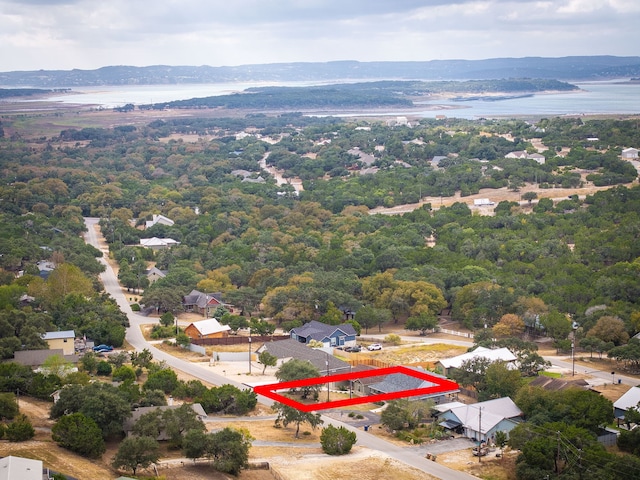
[1,55,640,88]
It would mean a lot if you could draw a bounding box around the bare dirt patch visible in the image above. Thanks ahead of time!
[270,447,439,480]
[437,447,518,480]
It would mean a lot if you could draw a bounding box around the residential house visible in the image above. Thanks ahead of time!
[258,339,351,375]
[505,150,546,164]
[528,376,589,392]
[183,289,234,317]
[139,237,180,250]
[145,266,167,284]
[436,346,517,377]
[290,320,357,349]
[36,260,56,280]
[613,386,640,425]
[0,455,43,480]
[622,147,639,160]
[42,330,75,355]
[505,150,529,159]
[184,318,231,340]
[13,349,79,368]
[123,404,207,439]
[145,214,174,229]
[367,367,460,404]
[349,365,387,396]
[435,397,523,443]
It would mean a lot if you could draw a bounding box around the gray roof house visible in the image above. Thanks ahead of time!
[182,289,233,317]
[13,348,79,368]
[145,266,167,284]
[259,339,351,375]
[436,397,523,443]
[290,320,357,348]
[368,367,460,404]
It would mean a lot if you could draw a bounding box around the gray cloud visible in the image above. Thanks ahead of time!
[0,0,638,71]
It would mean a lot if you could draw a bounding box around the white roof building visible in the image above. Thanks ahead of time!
[145,214,174,229]
[437,346,517,376]
[614,386,640,420]
[42,330,75,341]
[185,318,231,337]
[139,237,180,249]
[0,456,43,480]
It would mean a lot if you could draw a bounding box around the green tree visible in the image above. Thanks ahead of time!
[0,392,19,420]
[144,368,178,394]
[5,413,34,441]
[273,402,323,438]
[131,348,153,369]
[163,403,207,448]
[208,427,253,475]
[319,301,343,326]
[481,361,523,401]
[449,356,492,392]
[258,350,278,374]
[320,424,357,455]
[276,359,321,399]
[182,428,209,463]
[52,412,105,458]
[79,351,98,374]
[159,311,175,327]
[404,312,438,336]
[111,436,160,476]
[50,382,131,438]
[197,384,257,415]
[381,400,412,431]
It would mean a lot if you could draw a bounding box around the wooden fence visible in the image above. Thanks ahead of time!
[191,334,289,346]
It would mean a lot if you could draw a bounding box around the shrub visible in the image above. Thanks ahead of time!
[6,414,35,442]
[150,325,176,339]
[131,303,140,311]
[96,361,112,376]
[320,425,357,455]
[384,334,402,346]
[112,365,136,383]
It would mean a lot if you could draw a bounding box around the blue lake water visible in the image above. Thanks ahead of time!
[37,80,640,119]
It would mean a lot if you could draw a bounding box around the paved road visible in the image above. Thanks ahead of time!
[83,217,480,480]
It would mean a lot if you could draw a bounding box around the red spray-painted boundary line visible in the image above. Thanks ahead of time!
[253,365,460,412]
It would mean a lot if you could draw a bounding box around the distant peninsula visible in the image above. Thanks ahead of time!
[138,79,578,112]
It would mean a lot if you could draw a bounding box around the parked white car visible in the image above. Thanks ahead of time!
[367,343,382,351]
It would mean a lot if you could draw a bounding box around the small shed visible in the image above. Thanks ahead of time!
[184,318,231,340]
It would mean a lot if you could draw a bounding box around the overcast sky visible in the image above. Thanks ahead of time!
[1,0,639,71]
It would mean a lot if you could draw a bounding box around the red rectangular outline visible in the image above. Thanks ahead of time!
[253,365,459,412]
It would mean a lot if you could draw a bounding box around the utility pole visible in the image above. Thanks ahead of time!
[326,352,330,402]
[248,328,252,375]
[478,406,483,463]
